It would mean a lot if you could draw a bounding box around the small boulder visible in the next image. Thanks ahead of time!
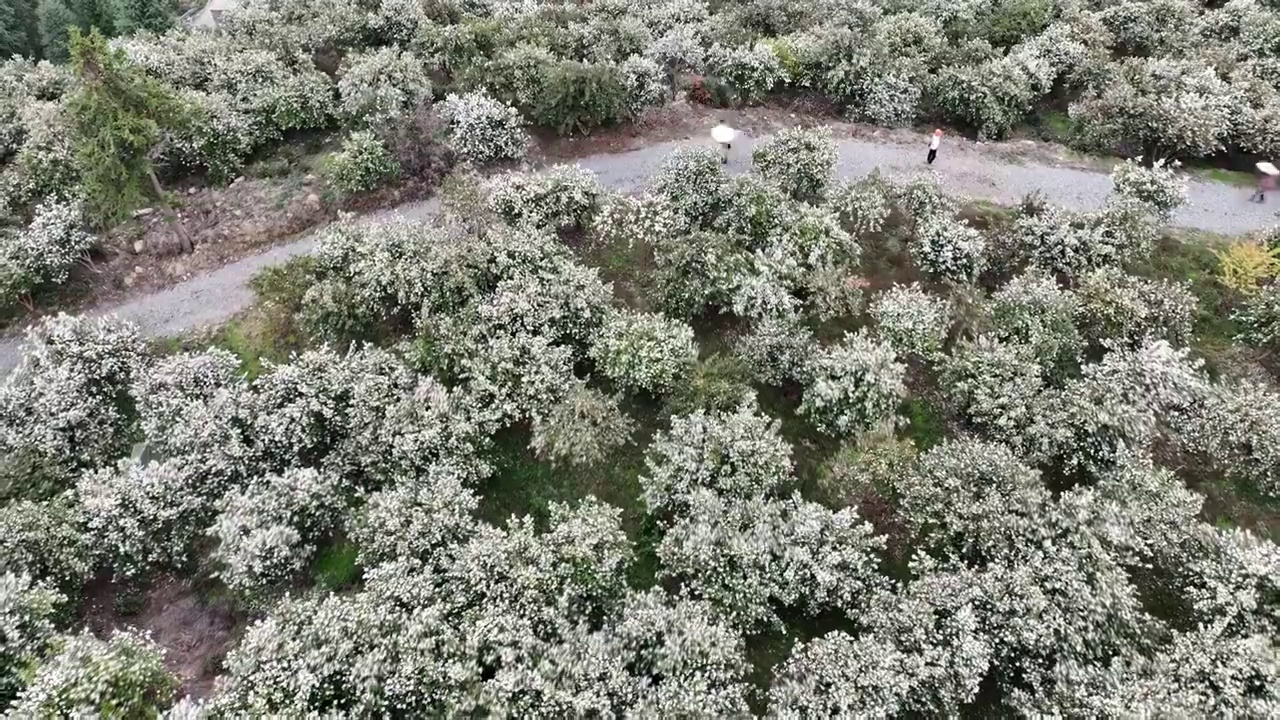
[132,207,154,218]
[132,240,145,254]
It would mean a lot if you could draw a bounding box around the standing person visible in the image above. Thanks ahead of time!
[926,129,942,165]
[1253,162,1278,203]
[712,122,736,165]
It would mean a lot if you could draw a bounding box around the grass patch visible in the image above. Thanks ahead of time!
[1185,166,1257,188]
[312,540,361,591]
[1137,231,1240,369]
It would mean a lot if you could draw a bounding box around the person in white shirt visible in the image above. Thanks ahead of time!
[927,129,942,165]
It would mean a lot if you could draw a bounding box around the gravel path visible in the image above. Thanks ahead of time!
[1,132,1275,374]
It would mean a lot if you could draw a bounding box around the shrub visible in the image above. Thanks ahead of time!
[383,103,456,185]
[870,283,950,358]
[652,230,747,317]
[706,42,784,104]
[911,216,988,283]
[989,270,1082,374]
[1216,240,1280,296]
[1181,380,1280,499]
[530,383,635,467]
[484,164,603,232]
[0,573,63,707]
[0,314,145,485]
[324,130,401,195]
[652,145,726,226]
[1233,283,1280,349]
[751,126,838,202]
[826,174,893,238]
[531,60,632,135]
[437,90,528,164]
[1109,157,1187,219]
[77,459,219,580]
[799,331,907,437]
[336,47,432,131]
[208,467,349,599]
[590,310,698,395]
[0,199,93,307]
[348,464,480,569]
[1075,267,1197,347]
[8,630,176,717]
[942,336,1047,450]
[734,311,816,385]
[0,499,91,596]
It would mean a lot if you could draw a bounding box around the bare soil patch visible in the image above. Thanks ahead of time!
[83,575,239,700]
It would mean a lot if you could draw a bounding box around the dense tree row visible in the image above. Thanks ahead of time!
[3,0,1280,312]
[1,129,1276,715]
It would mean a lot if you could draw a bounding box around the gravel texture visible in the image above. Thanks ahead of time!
[2,133,1276,375]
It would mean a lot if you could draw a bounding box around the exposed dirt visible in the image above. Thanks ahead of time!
[83,575,239,700]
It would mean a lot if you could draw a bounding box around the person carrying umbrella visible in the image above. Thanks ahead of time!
[1253,161,1278,203]
[712,122,736,165]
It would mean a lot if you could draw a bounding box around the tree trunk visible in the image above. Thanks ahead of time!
[147,164,164,198]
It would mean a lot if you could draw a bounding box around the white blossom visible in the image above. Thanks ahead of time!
[324,130,400,194]
[437,91,529,164]
[590,311,697,396]
[0,500,91,595]
[752,126,838,201]
[484,164,603,232]
[337,47,432,131]
[0,573,63,705]
[530,383,635,467]
[910,216,987,283]
[8,630,176,718]
[799,331,906,437]
[0,199,93,307]
[707,42,784,104]
[870,283,949,357]
[207,467,348,598]
[1109,157,1188,219]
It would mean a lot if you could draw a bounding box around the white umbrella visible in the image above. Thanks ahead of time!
[711,124,736,144]
[1257,161,1279,176]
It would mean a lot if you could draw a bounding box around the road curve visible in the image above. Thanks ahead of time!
[1,132,1275,374]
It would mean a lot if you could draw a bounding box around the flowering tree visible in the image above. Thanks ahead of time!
[0,199,94,308]
[641,401,885,628]
[751,126,837,201]
[1108,157,1188,220]
[437,91,528,164]
[336,47,432,131]
[0,573,62,707]
[348,463,481,570]
[77,458,219,580]
[826,173,892,238]
[911,216,988,283]
[207,467,349,599]
[1180,380,1280,499]
[652,145,725,226]
[651,229,747,318]
[0,499,90,596]
[988,270,1081,375]
[530,383,635,467]
[734,311,816,386]
[590,310,698,396]
[1074,267,1197,348]
[799,331,907,437]
[1070,57,1235,159]
[0,314,145,486]
[941,336,1048,451]
[870,283,950,358]
[323,130,400,194]
[484,164,603,232]
[706,42,784,104]
[8,630,176,718]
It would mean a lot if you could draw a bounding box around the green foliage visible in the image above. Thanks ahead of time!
[323,130,401,195]
[981,0,1053,47]
[0,0,40,59]
[112,0,171,35]
[532,60,632,135]
[64,27,184,227]
[36,0,76,61]
[311,541,361,591]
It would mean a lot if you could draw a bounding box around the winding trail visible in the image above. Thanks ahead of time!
[1,132,1276,373]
